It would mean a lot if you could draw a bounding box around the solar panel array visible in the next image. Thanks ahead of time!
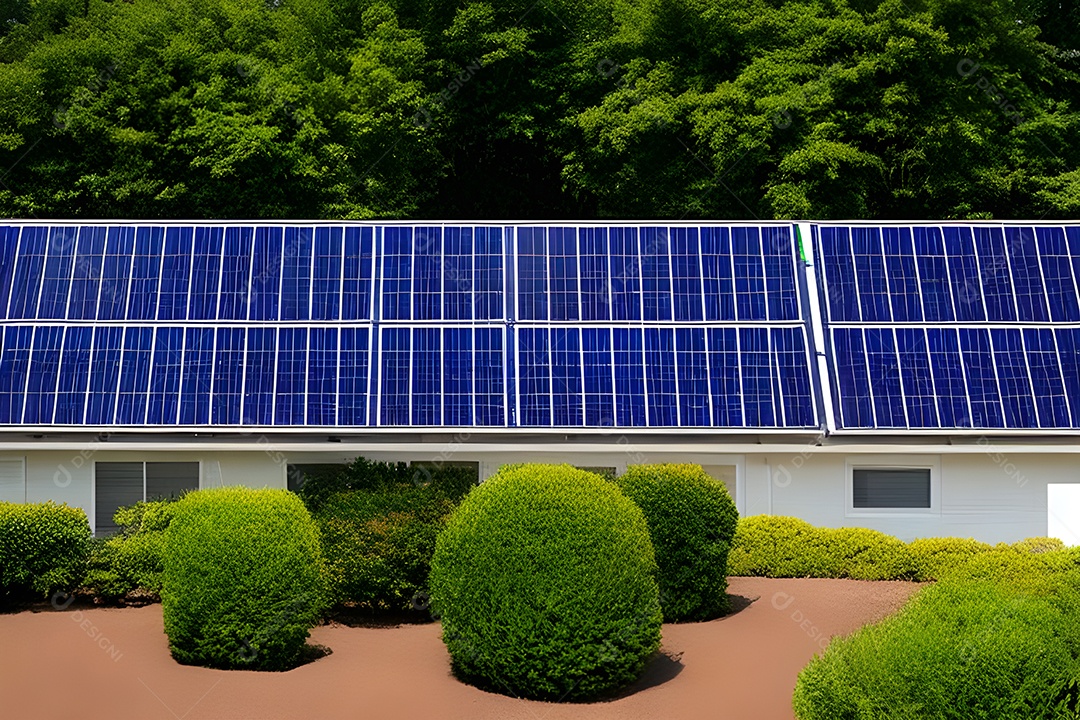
[0,223,818,429]
[817,225,1080,431]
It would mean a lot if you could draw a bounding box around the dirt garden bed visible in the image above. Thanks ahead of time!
[0,577,920,720]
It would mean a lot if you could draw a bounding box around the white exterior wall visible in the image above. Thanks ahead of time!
[742,449,1078,543]
[3,442,1077,543]
[1,450,287,534]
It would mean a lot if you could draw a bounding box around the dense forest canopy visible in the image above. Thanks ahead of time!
[0,0,1077,219]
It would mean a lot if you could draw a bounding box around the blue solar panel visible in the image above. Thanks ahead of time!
[130,228,163,320]
[219,227,252,320]
[275,328,307,425]
[243,327,276,425]
[818,224,1080,430]
[116,327,151,424]
[342,227,374,321]
[212,327,244,425]
[338,327,370,425]
[55,327,91,424]
[0,222,819,429]
[180,327,213,425]
[87,326,121,424]
[307,327,338,426]
[281,227,312,322]
[511,325,815,428]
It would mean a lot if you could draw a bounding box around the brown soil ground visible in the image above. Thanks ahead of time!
[0,577,920,720]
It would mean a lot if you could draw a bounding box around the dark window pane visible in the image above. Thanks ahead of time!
[145,462,199,500]
[853,468,930,509]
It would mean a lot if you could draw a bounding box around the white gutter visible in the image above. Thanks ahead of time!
[3,440,1079,454]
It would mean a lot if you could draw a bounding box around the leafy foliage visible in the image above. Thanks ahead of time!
[82,499,174,600]
[316,486,455,611]
[0,0,1077,218]
[296,457,475,513]
[429,463,662,701]
[793,560,1080,720]
[729,515,1074,582]
[0,501,90,599]
[616,463,738,621]
[162,487,327,670]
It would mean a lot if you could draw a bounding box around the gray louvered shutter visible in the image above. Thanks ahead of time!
[146,462,199,500]
[95,462,143,535]
[0,458,25,503]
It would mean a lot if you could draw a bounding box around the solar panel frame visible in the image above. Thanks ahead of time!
[0,220,821,432]
[816,222,1080,433]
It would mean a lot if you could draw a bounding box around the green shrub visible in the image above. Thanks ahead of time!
[430,463,662,701]
[936,546,1080,596]
[317,487,454,610]
[907,536,992,581]
[83,500,174,600]
[793,575,1080,720]
[728,516,1079,584]
[730,517,921,579]
[1012,536,1066,554]
[297,457,476,513]
[828,527,918,580]
[162,487,328,670]
[0,501,90,599]
[616,464,738,621]
[727,515,833,577]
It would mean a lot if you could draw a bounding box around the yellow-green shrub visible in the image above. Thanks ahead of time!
[0,501,90,599]
[1012,536,1066,554]
[828,527,918,580]
[907,537,992,581]
[727,515,833,577]
[794,574,1080,720]
[729,515,1072,582]
[83,500,174,600]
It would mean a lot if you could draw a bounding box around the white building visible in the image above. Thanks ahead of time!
[0,220,1076,543]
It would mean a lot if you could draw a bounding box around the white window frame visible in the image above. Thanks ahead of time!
[845,454,940,518]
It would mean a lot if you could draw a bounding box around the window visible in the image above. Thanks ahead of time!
[0,458,25,503]
[95,461,198,534]
[852,468,931,509]
[410,461,480,486]
[286,463,346,493]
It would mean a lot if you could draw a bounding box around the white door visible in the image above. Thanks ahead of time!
[1048,484,1080,547]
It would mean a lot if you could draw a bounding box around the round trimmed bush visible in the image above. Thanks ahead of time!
[616,464,738,621]
[429,464,662,701]
[162,487,328,670]
[0,501,90,599]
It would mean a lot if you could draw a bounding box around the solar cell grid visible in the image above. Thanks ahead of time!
[0,222,817,429]
[87,326,122,425]
[818,224,1080,431]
